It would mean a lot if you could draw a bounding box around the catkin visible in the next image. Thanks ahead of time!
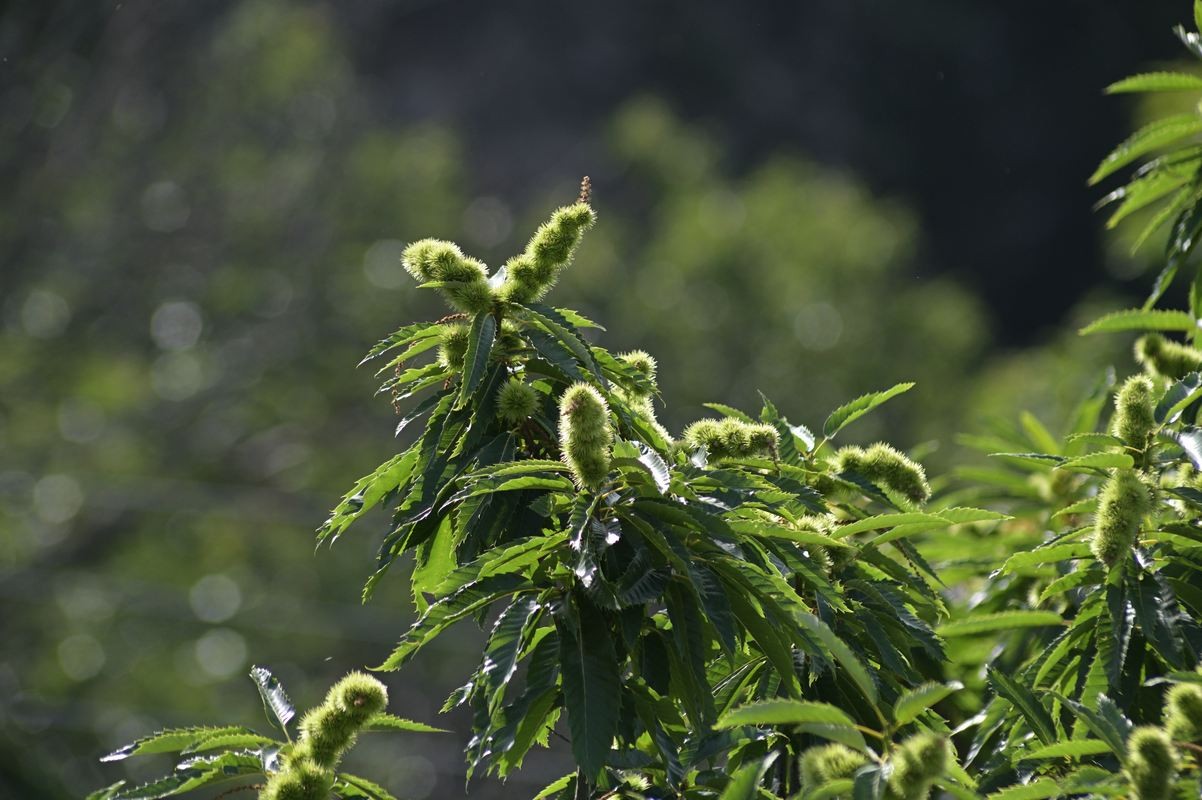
[401,239,495,314]
[799,743,868,790]
[1091,469,1150,568]
[437,323,471,371]
[294,671,388,769]
[1125,726,1177,800]
[259,757,333,800]
[681,417,779,461]
[559,383,614,489]
[1136,333,1202,380]
[500,203,597,303]
[497,378,539,424]
[1111,375,1156,449]
[618,350,658,396]
[1164,683,1202,744]
[886,732,950,800]
[834,443,931,505]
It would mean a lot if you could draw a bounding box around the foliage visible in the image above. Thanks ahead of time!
[85,3,1202,800]
[89,668,440,800]
[2,4,1003,793]
[312,177,995,798]
[942,3,1202,795]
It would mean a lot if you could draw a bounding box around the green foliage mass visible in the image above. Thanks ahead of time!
[89,667,437,800]
[1125,727,1176,800]
[5,5,1000,791]
[70,3,1202,800]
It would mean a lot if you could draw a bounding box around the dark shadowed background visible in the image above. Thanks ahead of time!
[0,0,1188,796]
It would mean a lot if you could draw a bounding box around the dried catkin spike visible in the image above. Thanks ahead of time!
[1135,333,1202,379]
[500,203,597,304]
[1111,374,1156,449]
[799,743,868,790]
[1125,726,1177,800]
[559,383,613,489]
[1091,469,1151,568]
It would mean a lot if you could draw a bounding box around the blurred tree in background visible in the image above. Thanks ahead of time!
[0,0,1180,797]
[1,2,478,796]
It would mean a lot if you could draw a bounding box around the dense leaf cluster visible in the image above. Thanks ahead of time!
[93,4,1202,799]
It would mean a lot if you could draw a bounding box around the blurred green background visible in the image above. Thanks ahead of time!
[0,0,1188,796]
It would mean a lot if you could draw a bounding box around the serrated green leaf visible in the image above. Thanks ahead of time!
[558,599,620,782]
[477,595,542,715]
[456,474,575,501]
[636,442,671,493]
[984,779,1062,800]
[728,519,852,549]
[179,732,275,754]
[988,666,1058,745]
[104,760,255,800]
[703,402,755,423]
[1056,693,1130,756]
[1054,497,1099,519]
[376,574,532,670]
[522,303,605,385]
[101,727,248,761]
[248,666,294,736]
[1018,739,1112,760]
[936,507,1011,525]
[892,681,963,726]
[833,513,949,539]
[361,713,448,734]
[717,698,859,729]
[318,449,418,544]
[1103,169,1192,230]
[336,774,399,800]
[360,322,442,364]
[456,312,496,408]
[1151,199,1202,308]
[459,459,570,482]
[937,611,1063,637]
[1090,114,1202,185]
[411,516,455,600]
[1079,308,1195,335]
[1106,71,1202,93]
[823,382,915,438]
[435,534,565,594]
[802,778,855,800]
[718,752,778,800]
[532,773,573,800]
[1173,425,1202,468]
[797,612,879,706]
[526,327,588,382]
[1132,179,1196,253]
[1000,544,1094,575]
[1156,371,1202,422]
[1055,451,1133,471]
[87,781,126,800]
